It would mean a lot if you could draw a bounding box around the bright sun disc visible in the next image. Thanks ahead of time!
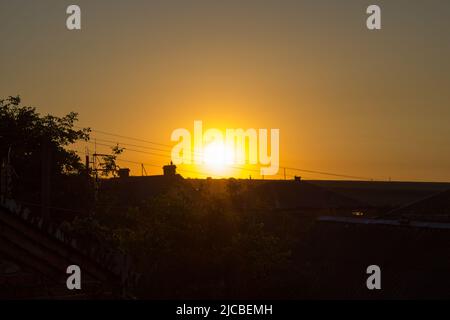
[203,141,234,173]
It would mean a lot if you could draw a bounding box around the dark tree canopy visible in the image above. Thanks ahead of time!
[0,96,91,193]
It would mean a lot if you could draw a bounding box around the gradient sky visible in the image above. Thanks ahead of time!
[1,0,450,181]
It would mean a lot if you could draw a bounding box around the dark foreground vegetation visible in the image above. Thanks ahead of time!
[2,96,450,299]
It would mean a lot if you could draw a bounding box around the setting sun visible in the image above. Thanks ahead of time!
[202,141,234,174]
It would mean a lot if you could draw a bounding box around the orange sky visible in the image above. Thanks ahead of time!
[1,0,450,181]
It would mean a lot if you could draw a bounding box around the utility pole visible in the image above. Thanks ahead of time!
[85,154,90,179]
[41,137,51,220]
[93,139,98,181]
[141,163,147,176]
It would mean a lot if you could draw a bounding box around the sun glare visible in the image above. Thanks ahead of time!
[202,141,234,174]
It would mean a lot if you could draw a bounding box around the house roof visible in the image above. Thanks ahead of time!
[250,180,365,209]
[386,188,450,221]
[0,199,129,299]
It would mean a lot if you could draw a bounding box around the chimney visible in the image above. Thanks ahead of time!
[118,168,130,178]
[163,161,177,177]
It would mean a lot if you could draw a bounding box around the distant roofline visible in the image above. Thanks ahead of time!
[318,216,450,230]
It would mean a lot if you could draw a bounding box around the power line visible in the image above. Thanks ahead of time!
[87,139,369,180]
[86,141,169,159]
[90,137,171,153]
[74,125,171,148]
[72,149,226,178]
[74,125,373,180]
[282,166,372,181]
[83,140,287,178]
[73,146,308,180]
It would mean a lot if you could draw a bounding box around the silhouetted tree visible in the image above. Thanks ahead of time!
[99,144,124,177]
[0,95,90,199]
